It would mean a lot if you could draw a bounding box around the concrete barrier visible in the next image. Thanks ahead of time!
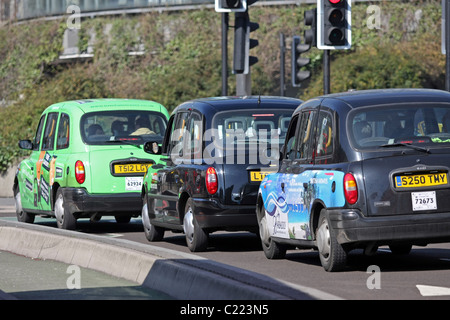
[0,164,16,197]
[0,219,341,300]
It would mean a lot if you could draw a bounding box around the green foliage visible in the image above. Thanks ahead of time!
[0,0,445,172]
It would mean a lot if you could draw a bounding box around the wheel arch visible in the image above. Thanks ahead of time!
[13,176,19,195]
[177,191,191,221]
[256,192,265,220]
[51,182,61,212]
[310,199,326,241]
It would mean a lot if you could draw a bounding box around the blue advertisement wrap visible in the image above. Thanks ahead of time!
[259,170,346,241]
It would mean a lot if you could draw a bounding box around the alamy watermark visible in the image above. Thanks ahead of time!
[66,265,81,289]
[366,265,381,290]
[169,127,281,169]
[64,4,383,31]
[66,5,81,30]
[367,5,381,30]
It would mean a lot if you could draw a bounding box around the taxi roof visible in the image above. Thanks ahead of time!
[45,99,167,114]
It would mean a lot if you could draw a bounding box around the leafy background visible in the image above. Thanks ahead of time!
[0,0,445,172]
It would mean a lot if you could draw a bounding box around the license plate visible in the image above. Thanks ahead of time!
[411,191,437,211]
[394,173,448,188]
[126,177,143,191]
[250,171,272,182]
[114,163,152,175]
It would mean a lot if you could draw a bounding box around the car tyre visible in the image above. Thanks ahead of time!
[316,209,347,272]
[183,198,208,252]
[54,188,77,230]
[258,204,286,259]
[142,194,164,241]
[14,186,35,224]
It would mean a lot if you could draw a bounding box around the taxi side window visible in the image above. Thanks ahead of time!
[41,112,59,151]
[296,111,316,160]
[315,111,333,158]
[166,111,189,157]
[284,115,299,160]
[56,113,70,150]
[187,112,203,159]
[33,115,46,151]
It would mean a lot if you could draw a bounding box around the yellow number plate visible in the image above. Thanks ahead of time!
[250,171,272,182]
[114,163,152,175]
[395,173,448,188]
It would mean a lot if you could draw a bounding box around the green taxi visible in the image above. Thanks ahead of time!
[13,99,169,229]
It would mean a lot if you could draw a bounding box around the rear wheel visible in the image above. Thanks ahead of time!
[258,204,286,259]
[142,194,164,241]
[183,198,208,252]
[14,186,35,224]
[316,209,347,272]
[54,188,77,230]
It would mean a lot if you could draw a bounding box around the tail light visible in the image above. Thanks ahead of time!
[206,167,218,195]
[344,173,357,204]
[75,160,85,184]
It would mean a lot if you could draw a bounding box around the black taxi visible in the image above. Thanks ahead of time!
[141,96,301,251]
[257,88,450,271]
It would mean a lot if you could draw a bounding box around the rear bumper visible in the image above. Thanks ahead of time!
[192,197,258,231]
[61,187,141,217]
[329,209,450,245]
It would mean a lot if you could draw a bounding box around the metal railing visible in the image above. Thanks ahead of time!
[0,0,316,22]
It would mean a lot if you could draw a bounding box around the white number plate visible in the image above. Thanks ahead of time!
[411,191,437,211]
[125,177,143,191]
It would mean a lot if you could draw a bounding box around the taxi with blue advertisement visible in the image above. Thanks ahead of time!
[257,89,450,271]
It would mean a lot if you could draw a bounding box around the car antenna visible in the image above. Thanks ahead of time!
[257,89,262,106]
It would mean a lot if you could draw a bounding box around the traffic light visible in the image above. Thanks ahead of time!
[317,0,351,50]
[291,36,311,87]
[233,12,259,74]
[304,8,317,47]
[215,0,247,12]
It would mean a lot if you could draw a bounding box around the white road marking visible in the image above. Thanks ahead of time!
[416,285,450,297]
[97,233,123,238]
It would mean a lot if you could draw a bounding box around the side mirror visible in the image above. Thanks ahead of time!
[144,141,161,155]
[18,140,33,150]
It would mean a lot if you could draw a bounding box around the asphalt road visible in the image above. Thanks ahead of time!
[2,197,450,300]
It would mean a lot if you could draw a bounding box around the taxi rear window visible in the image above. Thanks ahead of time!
[212,109,293,147]
[349,103,450,149]
[80,111,167,145]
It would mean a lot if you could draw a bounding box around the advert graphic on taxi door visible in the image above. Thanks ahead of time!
[260,170,346,241]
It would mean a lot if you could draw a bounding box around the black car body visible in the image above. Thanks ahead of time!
[257,88,450,271]
[141,96,301,251]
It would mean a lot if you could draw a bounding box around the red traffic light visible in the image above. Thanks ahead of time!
[328,0,342,4]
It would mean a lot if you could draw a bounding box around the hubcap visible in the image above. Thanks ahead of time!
[14,192,22,216]
[317,220,331,260]
[54,194,64,224]
[259,216,270,246]
[183,207,194,244]
[142,202,151,231]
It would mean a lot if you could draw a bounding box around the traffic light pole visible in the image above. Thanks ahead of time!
[280,33,285,96]
[222,13,229,96]
[236,72,252,95]
[323,49,330,94]
[446,0,450,91]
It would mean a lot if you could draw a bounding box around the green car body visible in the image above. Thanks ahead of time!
[13,99,169,229]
